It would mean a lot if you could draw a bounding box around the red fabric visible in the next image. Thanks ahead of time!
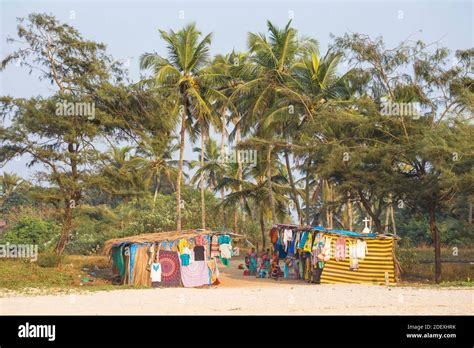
[269,227,278,244]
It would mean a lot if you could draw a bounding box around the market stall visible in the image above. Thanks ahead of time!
[268,224,400,284]
[103,229,237,288]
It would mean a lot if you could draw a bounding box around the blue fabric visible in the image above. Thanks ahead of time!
[278,244,287,259]
[325,229,377,237]
[219,235,231,244]
[299,232,308,249]
[180,253,190,266]
[129,244,137,282]
[287,239,295,257]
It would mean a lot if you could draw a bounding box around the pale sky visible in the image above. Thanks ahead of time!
[1,0,473,181]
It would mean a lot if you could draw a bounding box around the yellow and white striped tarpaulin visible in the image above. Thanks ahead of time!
[321,237,396,284]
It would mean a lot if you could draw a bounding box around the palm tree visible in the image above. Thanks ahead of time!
[0,172,24,199]
[190,138,225,229]
[229,21,317,224]
[129,140,180,210]
[99,146,150,203]
[139,23,226,231]
[213,51,250,229]
[218,157,290,249]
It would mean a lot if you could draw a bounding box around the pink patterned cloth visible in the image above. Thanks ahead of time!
[335,237,346,262]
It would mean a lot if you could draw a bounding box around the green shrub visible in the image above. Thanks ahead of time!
[1,216,60,252]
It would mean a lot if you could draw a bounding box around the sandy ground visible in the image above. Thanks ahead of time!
[1,259,473,315]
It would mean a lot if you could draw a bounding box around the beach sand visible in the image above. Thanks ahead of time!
[1,258,472,315]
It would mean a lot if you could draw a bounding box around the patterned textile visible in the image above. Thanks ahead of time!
[180,260,210,287]
[210,235,220,258]
[153,250,181,287]
[195,235,206,247]
[335,237,346,261]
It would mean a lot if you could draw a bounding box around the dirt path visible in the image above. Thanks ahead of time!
[1,260,472,315]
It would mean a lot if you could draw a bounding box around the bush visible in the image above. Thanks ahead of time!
[1,216,60,252]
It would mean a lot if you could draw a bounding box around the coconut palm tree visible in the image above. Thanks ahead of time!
[139,23,226,231]
[129,140,180,210]
[229,21,317,224]
[218,157,290,249]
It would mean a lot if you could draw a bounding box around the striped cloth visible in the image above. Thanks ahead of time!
[321,238,396,284]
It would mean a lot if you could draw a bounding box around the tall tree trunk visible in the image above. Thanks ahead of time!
[259,209,266,251]
[233,209,238,233]
[305,160,311,225]
[469,201,472,224]
[284,150,302,223]
[385,205,390,232]
[200,132,206,229]
[429,205,442,284]
[236,121,245,227]
[390,204,397,235]
[220,117,227,228]
[55,201,73,258]
[152,173,160,212]
[176,111,186,231]
[266,144,276,224]
[348,191,353,231]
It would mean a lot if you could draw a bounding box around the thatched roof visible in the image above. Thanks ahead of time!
[102,229,213,255]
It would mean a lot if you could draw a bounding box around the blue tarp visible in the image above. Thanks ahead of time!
[317,227,377,237]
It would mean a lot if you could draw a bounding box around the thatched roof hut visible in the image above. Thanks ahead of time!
[103,229,213,255]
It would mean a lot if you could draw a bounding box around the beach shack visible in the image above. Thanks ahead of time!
[103,229,238,288]
[269,224,400,285]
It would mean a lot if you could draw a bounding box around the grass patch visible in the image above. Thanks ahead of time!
[0,253,115,294]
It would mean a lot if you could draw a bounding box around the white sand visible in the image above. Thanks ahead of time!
[1,262,473,315]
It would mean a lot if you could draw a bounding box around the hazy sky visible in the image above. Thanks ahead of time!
[0,0,473,179]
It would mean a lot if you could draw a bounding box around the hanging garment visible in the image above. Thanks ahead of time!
[132,245,151,287]
[180,247,191,266]
[283,229,293,251]
[299,231,308,249]
[150,263,162,283]
[210,235,220,258]
[129,244,137,283]
[294,232,301,249]
[320,236,332,261]
[278,244,287,259]
[349,241,359,271]
[111,244,125,278]
[180,260,210,287]
[194,245,205,261]
[356,239,368,260]
[287,239,296,257]
[303,233,313,252]
[123,246,130,285]
[269,227,279,244]
[195,235,206,247]
[281,260,289,279]
[156,250,182,287]
[218,234,231,245]
[335,237,347,262]
[304,254,311,281]
[178,239,189,254]
[208,257,220,284]
[219,242,232,266]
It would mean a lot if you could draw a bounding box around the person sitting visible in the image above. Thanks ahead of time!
[270,253,282,280]
[246,248,258,275]
[257,257,270,278]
